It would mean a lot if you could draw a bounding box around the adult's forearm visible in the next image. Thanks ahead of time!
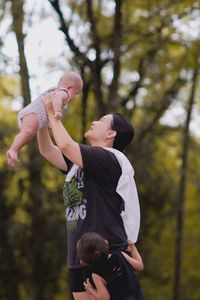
[48,114,74,150]
[43,92,82,166]
[48,114,82,167]
[37,125,68,171]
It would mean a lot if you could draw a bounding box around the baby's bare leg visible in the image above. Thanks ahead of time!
[6,113,39,167]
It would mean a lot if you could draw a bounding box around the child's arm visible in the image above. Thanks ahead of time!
[122,242,144,271]
[51,92,65,119]
[51,89,70,119]
[84,274,110,300]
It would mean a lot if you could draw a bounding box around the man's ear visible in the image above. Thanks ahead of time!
[107,129,117,141]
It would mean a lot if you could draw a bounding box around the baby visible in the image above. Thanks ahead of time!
[6,71,83,167]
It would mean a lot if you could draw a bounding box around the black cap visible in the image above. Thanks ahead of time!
[111,113,134,152]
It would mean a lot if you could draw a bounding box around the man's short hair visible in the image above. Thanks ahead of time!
[111,112,134,152]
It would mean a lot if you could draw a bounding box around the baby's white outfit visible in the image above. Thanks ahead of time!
[18,87,70,129]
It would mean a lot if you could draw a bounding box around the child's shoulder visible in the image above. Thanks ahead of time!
[38,87,56,99]
[44,86,57,94]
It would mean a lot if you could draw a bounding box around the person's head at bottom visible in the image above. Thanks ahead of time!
[77,232,109,266]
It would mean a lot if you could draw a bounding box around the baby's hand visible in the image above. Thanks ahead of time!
[54,111,62,120]
[58,88,71,101]
[43,92,55,117]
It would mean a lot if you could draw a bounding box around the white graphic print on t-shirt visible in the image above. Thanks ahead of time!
[63,168,86,230]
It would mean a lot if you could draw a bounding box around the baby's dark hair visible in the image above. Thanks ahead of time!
[77,232,109,265]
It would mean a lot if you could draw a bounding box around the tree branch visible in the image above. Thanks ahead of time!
[107,0,122,111]
[86,0,101,59]
[137,77,186,141]
[85,0,105,115]
[48,0,92,68]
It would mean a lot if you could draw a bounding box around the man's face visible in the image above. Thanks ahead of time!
[85,114,114,142]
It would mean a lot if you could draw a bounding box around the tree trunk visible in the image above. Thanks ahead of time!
[0,171,20,300]
[11,1,48,299]
[10,0,31,106]
[173,67,199,300]
[107,0,122,112]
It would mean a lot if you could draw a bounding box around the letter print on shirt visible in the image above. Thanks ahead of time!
[63,168,86,230]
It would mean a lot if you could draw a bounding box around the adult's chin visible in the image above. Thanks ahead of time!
[84,130,93,141]
[84,130,90,139]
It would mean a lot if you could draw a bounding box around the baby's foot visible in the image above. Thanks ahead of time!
[6,149,19,167]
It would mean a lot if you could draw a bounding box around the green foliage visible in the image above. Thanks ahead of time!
[0,83,71,299]
[0,0,200,299]
[132,128,200,300]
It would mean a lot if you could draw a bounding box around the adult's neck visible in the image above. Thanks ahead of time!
[90,141,113,148]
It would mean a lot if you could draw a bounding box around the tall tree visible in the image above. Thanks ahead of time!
[0,169,20,300]
[173,66,200,300]
[10,1,68,299]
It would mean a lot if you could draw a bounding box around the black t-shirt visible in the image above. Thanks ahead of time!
[63,144,127,268]
[91,252,146,300]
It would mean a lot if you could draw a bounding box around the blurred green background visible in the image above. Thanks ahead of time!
[0,1,200,299]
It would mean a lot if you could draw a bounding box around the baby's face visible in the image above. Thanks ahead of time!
[58,72,83,101]
[59,84,81,101]
[69,85,81,100]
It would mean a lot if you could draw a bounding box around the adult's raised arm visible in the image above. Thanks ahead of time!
[37,125,68,172]
[43,92,83,168]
